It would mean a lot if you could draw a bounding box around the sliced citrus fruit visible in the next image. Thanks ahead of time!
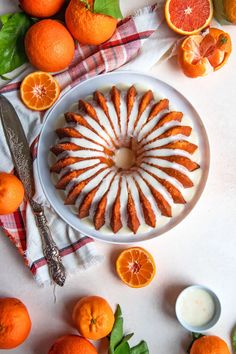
[116,247,156,288]
[20,72,60,111]
[178,27,232,77]
[165,0,213,35]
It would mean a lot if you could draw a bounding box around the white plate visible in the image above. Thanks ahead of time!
[37,71,210,244]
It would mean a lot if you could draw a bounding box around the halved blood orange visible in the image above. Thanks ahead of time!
[116,247,156,288]
[20,72,60,111]
[165,0,213,35]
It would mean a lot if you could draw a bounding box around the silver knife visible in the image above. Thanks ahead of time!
[0,94,66,287]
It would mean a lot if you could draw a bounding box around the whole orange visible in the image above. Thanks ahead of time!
[0,298,31,349]
[20,0,65,18]
[190,335,230,354]
[72,296,115,340]
[25,20,75,72]
[224,0,236,23]
[0,172,24,215]
[48,335,98,354]
[65,0,117,45]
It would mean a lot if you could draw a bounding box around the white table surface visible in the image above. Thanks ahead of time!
[1,1,236,353]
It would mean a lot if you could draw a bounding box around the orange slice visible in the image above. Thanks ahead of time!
[165,0,213,35]
[116,247,156,288]
[20,72,60,111]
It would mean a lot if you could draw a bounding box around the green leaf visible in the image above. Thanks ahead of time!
[93,0,123,19]
[115,342,131,354]
[0,13,14,26]
[232,326,236,353]
[187,333,205,354]
[130,341,149,354]
[108,305,149,354]
[0,12,33,75]
[115,304,122,318]
[115,333,134,353]
[109,305,124,354]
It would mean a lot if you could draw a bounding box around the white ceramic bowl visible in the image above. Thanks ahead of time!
[175,285,221,333]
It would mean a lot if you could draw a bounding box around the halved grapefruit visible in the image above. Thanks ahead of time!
[165,0,213,35]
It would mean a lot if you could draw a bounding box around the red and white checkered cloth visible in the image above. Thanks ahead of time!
[0,3,178,286]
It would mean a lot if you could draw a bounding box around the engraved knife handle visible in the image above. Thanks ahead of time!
[33,208,66,287]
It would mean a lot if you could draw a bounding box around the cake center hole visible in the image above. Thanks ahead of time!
[114,147,135,169]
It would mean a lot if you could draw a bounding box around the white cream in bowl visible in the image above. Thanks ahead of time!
[175,285,221,332]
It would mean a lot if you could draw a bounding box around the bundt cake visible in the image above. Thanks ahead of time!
[50,85,200,234]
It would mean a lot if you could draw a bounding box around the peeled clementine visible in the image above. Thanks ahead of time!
[65,0,117,45]
[48,335,98,354]
[190,335,230,354]
[72,296,115,340]
[25,19,75,73]
[179,27,232,77]
[20,0,65,18]
[0,298,31,349]
[116,247,156,288]
[0,173,24,215]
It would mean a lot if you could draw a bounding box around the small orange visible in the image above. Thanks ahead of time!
[72,296,115,340]
[0,298,31,349]
[214,0,236,24]
[48,335,98,354]
[65,0,117,45]
[190,335,230,354]
[0,173,24,215]
[165,0,213,35]
[20,72,60,111]
[25,19,75,73]
[224,0,236,23]
[178,28,232,78]
[116,247,156,288]
[20,0,65,18]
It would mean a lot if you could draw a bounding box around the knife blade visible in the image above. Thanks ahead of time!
[0,94,66,287]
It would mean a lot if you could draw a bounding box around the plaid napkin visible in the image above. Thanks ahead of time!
[0,3,178,286]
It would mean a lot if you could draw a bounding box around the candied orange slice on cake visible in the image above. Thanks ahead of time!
[20,72,60,111]
[116,247,156,288]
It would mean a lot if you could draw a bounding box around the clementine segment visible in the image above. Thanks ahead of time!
[0,173,24,215]
[179,28,232,77]
[20,0,65,18]
[20,72,60,111]
[190,335,230,354]
[25,19,75,72]
[48,335,98,354]
[72,296,115,340]
[116,247,156,288]
[0,298,31,349]
[165,0,213,35]
[65,0,117,45]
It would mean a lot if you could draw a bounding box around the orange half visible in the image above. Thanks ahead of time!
[165,0,213,35]
[20,72,60,111]
[116,247,156,288]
